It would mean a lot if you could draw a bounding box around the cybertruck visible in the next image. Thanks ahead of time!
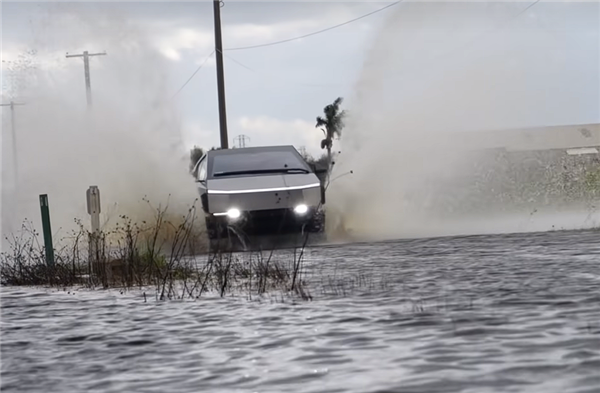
[192,145,327,247]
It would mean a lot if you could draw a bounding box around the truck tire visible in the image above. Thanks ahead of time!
[306,209,326,233]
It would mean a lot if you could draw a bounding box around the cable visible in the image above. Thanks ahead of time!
[217,49,342,89]
[172,3,401,96]
[219,50,254,72]
[173,0,540,99]
[382,0,543,83]
[519,0,542,15]
[224,1,403,51]
[171,50,215,99]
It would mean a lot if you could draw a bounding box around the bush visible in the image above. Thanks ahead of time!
[0,199,313,301]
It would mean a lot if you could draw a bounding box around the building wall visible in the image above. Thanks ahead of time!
[401,142,600,217]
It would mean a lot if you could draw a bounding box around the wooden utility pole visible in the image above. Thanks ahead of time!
[0,101,25,186]
[213,0,229,149]
[66,50,107,108]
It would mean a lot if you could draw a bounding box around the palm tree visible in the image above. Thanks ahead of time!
[315,97,346,169]
[189,145,205,175]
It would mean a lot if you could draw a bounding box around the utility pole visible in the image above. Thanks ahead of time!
[0,101,25,186]
[233,134,250,148]
[65,50,107,108]
[213,0,229,149]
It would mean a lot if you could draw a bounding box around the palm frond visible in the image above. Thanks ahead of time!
[316,97,346,152]
[315,116,327,128]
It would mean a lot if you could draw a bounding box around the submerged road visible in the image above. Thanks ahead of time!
[2,229,600,392]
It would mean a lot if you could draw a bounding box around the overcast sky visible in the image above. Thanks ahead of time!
[2,1,393,155]
[2,0,599,242]
[2,1,599,156]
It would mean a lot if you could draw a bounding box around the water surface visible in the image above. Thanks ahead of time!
[2,229,600,393]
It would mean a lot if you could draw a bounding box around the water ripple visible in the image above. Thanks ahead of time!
[2,229,600,392]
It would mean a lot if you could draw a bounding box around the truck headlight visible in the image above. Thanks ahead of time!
[294,204,308,215]
[227,208,241,219]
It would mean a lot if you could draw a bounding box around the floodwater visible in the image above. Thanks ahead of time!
[2,229,600,393]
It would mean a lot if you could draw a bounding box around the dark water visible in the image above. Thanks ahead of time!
[2,229,600,393]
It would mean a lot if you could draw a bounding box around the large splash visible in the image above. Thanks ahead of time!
[1,4,200,248]
[327,1,600,241]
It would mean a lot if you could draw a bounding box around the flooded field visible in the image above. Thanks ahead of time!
[2,229,600,393]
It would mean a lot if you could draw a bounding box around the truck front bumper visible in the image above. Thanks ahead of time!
[205,206,324,237]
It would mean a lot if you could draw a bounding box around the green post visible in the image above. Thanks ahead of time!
[39,194,55,267]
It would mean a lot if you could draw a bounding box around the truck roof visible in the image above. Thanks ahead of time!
[207,145,299,156]
[204,145,311,179]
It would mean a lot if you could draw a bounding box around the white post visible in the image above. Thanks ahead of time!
[86,186,101,279]
[87,186,101,233]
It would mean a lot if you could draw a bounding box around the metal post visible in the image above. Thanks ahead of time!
[39,194,55,268]
[66,50,107,109]
[213,0,229,149]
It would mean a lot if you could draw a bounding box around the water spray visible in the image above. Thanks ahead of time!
[65,50,108,109]
[2,4,201,247]
[327,1,600,241]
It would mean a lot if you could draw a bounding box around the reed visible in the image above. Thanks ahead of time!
[1,199,313,301]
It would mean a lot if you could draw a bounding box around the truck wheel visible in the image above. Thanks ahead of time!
[307,210,326,233]
[205,218,225,240]
[206,223,218,240]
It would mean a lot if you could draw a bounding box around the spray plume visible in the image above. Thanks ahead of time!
[1,3,201,249]
[327,1,600,242]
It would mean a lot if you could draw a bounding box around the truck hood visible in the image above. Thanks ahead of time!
[206,173,321,194]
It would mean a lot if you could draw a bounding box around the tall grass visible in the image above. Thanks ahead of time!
[0,198,313,301]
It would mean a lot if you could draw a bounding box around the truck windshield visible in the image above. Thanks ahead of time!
[211,150,309,177]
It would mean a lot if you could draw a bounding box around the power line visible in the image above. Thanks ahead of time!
[219,50,253,72]
[224,1,403,51]
[383,0,543,83]
[171,3,401,96]
[217,49,341,89]
[174,0,539,99]
[171,50,215,99]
